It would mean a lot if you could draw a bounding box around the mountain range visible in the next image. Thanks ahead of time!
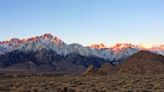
[0,33,164,74]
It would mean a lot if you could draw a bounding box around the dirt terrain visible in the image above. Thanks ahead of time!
[0,74,164,92]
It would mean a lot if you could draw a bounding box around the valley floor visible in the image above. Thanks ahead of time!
[0,74,164,92]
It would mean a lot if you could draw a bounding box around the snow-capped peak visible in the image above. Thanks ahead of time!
[89,43,107,49]
[24,33,64,45]
[0,33,64,46]
[42,33,54,40]
[41,33,64,45]
[111,43,137,51]
[14,33,66,55]
[0,38,21,46]
[10,38,20,43]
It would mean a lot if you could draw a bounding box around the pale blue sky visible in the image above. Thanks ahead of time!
[0,0,164,46]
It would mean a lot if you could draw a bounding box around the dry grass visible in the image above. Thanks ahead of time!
[0,74,164,92]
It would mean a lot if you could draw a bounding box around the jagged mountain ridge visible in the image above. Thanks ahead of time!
[0,33,164,62]
[0,34,131,62]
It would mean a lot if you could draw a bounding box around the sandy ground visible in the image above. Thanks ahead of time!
[0,74,164,92]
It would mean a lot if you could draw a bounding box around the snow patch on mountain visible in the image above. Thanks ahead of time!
[0,44,12,55]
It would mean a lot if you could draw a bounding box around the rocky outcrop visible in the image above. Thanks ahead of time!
[97,63,113,75]
[83,65,97,76]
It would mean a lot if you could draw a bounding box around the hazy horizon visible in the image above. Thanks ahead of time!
[0,0,164,46]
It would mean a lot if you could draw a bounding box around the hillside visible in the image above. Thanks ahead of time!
[118,51,164,74]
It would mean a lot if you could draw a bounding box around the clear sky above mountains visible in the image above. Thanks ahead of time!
[0,0,164,46]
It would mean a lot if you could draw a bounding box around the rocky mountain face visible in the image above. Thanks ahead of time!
[0,33,164,74]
